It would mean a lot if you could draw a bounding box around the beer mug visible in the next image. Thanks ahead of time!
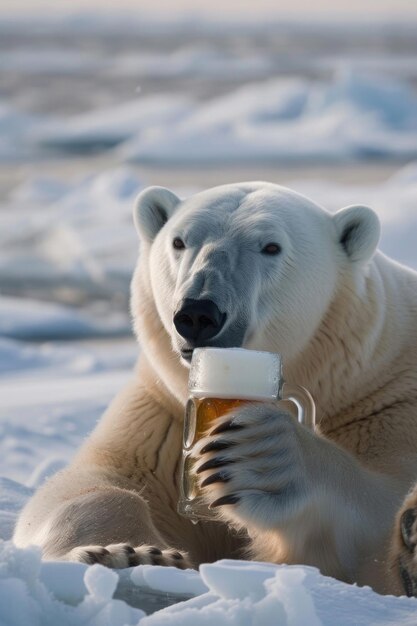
[178,347,316,522]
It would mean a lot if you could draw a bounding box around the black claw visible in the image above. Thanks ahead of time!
[85,549,108,564]
[84,550,97,563]
[149,546,162,556]
[201,471,230,487]
[210,420,243,435]
[200,440,232,454]
[128,553,141,567]
[123,545,136,554]
[399,559,416,597]
[210,494,240,508]
[401,509,417,552]
[170,551,184,560]
[196,456,233,474]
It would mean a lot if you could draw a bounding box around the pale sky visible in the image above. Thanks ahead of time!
[2,0,417,19]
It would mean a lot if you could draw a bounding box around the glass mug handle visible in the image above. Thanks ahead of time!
[280,383,316,430]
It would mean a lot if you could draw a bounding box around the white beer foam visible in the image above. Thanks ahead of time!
[189,348,282,401]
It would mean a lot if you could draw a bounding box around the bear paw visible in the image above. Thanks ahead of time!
[68,543,191,570]
[394,507,417,596]
[193,402,310,530]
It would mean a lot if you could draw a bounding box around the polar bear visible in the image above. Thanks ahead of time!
[13,182,417,595]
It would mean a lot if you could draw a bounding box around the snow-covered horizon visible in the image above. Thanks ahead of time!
[1,14,417,167]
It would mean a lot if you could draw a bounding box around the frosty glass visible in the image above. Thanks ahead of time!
[178,347,315,522]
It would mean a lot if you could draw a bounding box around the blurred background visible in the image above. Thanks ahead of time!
[0,1,417,495]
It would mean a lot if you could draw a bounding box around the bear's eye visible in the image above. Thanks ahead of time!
[173,237,185,250]
[262,243,281,255]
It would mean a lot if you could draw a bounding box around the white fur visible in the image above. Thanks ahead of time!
[13,183,417,594]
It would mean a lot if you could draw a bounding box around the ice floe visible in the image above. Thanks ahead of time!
[123,70,417,164]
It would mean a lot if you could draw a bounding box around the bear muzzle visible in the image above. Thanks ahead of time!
[173,298,227,350]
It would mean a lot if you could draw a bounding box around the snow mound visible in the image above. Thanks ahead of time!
[0,338,135,486]
[0,478,32,540]
[0,102,40,162]
[0,542,144,625]
[0,336,136,378]
[388,160,417,185]
[84,564,119,602]
[10,177,71,204]
[0,167,143,305]
[34,96,193,152]
[7,67,417,164]
[0,296,129,340]
[1,547,416,626]
[123,70,417,164]
[131,564,207,596]
[145,560,417,626]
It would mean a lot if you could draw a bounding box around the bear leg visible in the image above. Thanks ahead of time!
[18,486,191,570]
[391,485,417,596]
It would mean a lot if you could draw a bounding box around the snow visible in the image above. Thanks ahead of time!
[0,297,129,340]
[8,69,414,164]
[199,560,280,601]
[131,564,208,597]
[2,546,417,625]
[0,102,40,162]
[137,561,417,625]
[84,564,119,601]
[0,478,32,542]
[39,561,90,606]
[34,96,193,152]
[3,66,417,165]
[0,347,133,484]
[0,167,143,305]
[123,70,417,164]
[0,542,144,625]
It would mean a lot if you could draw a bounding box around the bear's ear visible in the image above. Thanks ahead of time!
[333,205,380,263]
[134,186,180,242]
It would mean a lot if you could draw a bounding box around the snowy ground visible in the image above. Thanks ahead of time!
[1,162,417,625]
[1,13,417,625]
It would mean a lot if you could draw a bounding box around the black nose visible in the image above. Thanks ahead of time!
[173,299,226,344]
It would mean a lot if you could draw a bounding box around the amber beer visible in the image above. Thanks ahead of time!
[178,348,315,522]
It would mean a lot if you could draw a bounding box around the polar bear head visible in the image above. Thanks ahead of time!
[131,182,380,399]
